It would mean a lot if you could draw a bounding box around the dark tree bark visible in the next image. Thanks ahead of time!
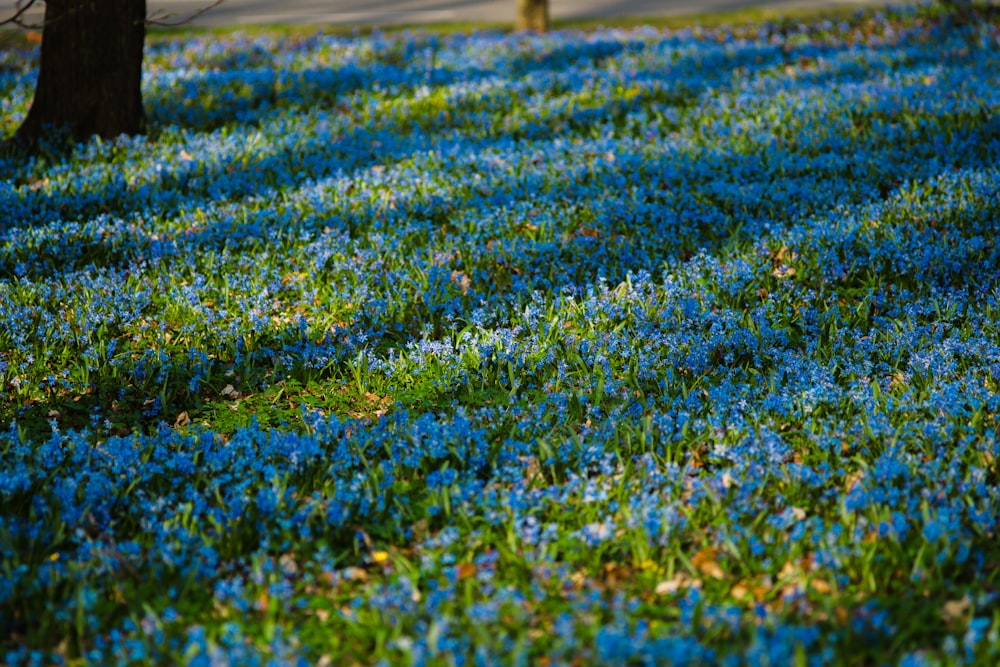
[516,0,548,33]
[14,0,147,146]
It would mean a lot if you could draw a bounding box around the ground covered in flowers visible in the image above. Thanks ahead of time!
[2,4,1000,664]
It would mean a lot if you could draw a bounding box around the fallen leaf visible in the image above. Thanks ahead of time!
[771,245,796,263]
[451,270,471,294]
[941,596,971,623]
[778,561,797,580]
[692,548,726,580]
[655,573,701,595]
[844,469,865,493]
[810,578,832,595]
[730,582,753,602]
[835,606,850,624]
[654,579,678,596]
[772,265,797,279]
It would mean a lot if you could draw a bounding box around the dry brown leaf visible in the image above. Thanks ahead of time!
[844,469,865,493]
[810,578,832,595]
[941,596,971,623]
[692,548,726,580]
[655,578,682,596]
[771,245,796,263]
[770,245,798,279]
[979,450,996,471]
[730,583,754,602]
[655,573,701,596]
[771,266,797,279]
[450,270,471,294]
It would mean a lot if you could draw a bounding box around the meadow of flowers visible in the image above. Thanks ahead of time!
[1,3,999,664]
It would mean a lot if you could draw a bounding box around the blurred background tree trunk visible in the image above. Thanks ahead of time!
[516,0,548,32]
[13,0,147,146]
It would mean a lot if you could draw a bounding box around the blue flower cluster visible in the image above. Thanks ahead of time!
[2,4,1000,664]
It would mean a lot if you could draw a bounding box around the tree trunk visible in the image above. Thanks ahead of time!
[14,0,147,146]
[516,0,548,33]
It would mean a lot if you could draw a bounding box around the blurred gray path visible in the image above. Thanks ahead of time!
[142,0,879,28]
